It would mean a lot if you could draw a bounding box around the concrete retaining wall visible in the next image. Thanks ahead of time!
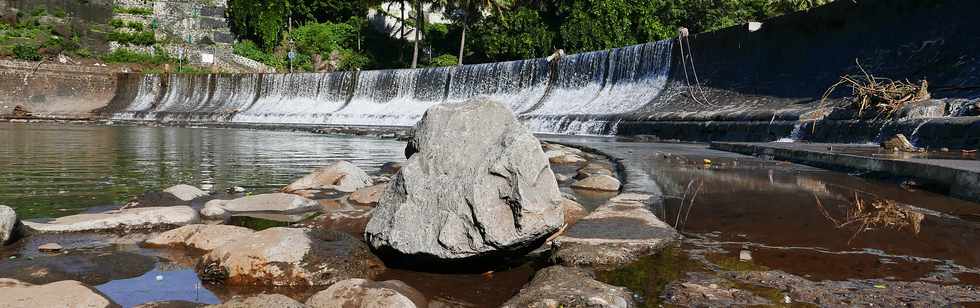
[0,60,117,119]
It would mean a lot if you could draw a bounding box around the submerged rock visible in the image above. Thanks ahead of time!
[126,184,209,209]
[0,279,115,308]
[305,278,427,308]
[365,99,564,265]
[350,184,387,206]
[164,184,209,202]
[0,205,16,244]
[206,294,304,308]
[501,266,634,308]
[553,193,680,268]
[200,193,319,220]
[283,161,373,193]
[145,224,255,251]
[200,227,384,286]
[20,206,200,235]
[571,174,622,192]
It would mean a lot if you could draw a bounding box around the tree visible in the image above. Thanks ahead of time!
[434,0,512,65]
[470,7,555,61]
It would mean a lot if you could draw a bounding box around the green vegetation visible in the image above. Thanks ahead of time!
[101,48,173,65]
[596,246,703,307]
[109,19,146,32]
[113,6,154,16]
[107,31,156,46]
[428,54,457,67]
[0,8,85,60]
[219,0,832,71]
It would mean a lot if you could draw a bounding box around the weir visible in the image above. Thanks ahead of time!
[97,0,980,146]
[103,40,673,135]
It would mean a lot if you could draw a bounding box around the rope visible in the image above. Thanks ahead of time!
[677,28,713,107]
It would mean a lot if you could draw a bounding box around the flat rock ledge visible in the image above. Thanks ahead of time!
[20,206,200,235]
[200,227,384,286]
[553,193,680,269]
[501,266,635,308]
[145,224,255,251]
[201,193,319,220]
[0,278,115,308]
[283,161,373,193]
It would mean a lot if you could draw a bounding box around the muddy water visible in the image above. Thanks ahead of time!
[0,122,406,219]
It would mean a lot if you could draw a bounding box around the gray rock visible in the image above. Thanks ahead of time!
[501,266,635,308]
[20,206,200,235]
[201,193,318,220]
[365,99,564,265]
[379,162,402,175]
[555,173,572,184]
[553,193,680,269]
[164,184,209,202]
[0,279,116,307]
[200,227,384,286]
[145,224,255,251]
[571,174,621,192]
[575,163,615,179]
[0,205,16,244]
[206,294,304,308]
[284,161,373,193]
[305,278,427,308]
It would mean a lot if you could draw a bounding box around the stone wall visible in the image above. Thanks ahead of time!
[0,60,117,119]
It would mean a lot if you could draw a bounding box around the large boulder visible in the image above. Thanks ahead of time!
[0,279,116,308]
[501,266,635,308]
[553,193,680,269]
[200,193,319,220]
[200,227,384,286]
[0,205,16,244]
[365,99,564,265]
[145,224,255,251]
[305,278,427,308]
[20,206,199,235]
[284,161,373,193]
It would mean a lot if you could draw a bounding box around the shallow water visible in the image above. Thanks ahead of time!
[0,122,406,218]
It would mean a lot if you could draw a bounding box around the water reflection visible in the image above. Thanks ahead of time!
[0,122,406,218]
[96,266,221,307]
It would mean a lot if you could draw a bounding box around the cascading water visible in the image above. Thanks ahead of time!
[108,40,673,135]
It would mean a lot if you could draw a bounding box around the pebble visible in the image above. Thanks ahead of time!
[739,250,753,261]
[38,243,63,252]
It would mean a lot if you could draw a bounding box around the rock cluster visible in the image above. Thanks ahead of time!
[365,99,564,265]
[20,206,199,235]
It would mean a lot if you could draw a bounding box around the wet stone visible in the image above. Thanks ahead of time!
[200,227,384,286]
[305,278,427,308]
[571,174,622,192]
[37,242,63,252]
[554,193,680,269]
[0,279,116,308]
[206,294,304,308]
[20,206,200,235]
[350,184,386,206]
[502,266,635,308]
[144,224,255,251]
[200,193,318,220]
[283,161,373,193]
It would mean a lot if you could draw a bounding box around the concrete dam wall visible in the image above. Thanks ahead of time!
[93,0,980,146]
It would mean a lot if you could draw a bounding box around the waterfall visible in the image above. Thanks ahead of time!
[107,40,673,135]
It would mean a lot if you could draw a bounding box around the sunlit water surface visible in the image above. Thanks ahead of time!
[0,122,406,218]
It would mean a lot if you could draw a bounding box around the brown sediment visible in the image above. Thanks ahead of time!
[376,262,538,308]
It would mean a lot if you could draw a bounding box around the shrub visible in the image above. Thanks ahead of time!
[107,31,156,46]
[428,54,458,67]
[113,6,153,16]
[13,44,41,61]
[102,48,172,64]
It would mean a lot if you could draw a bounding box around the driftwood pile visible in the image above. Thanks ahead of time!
[821,60,930,119]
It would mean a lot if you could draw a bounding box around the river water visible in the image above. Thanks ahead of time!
[0,122,406,219]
